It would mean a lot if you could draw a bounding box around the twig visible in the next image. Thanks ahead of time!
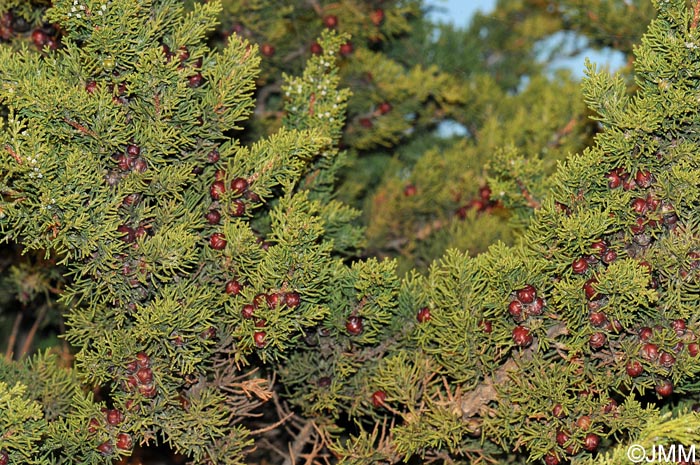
[225,376,274,401]
[249,411,294,435]
[258,438,289,460]
[352,316,415,363]
[254,82,282,118]
[301,436,324,465]
[283,421,315,465]
[154,93,161,118]
[19,303,49,358]
[459,322,567,418]
[5,144,21,164]
[515,178,541,210]
[63,117,98,138]
[282,45,308,64]
[240,44,253,64]
[5,312,23,361]
[547,116,578,149]
[308,93,316,117]
[693,0,700,30]
[306,0,323,15]
[58,316,71,365]
[415,219,445,241]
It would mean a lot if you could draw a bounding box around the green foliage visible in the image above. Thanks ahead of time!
[359,68,591,273]
[0,0,356,462]
[0,381,48,464]
[584,409,700,465]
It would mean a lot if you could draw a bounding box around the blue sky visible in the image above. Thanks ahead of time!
[427,0,496,27]
[426,0,626,77]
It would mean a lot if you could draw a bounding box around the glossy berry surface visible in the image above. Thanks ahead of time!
[589,332,606,349]
[241,304,255,319]
[225,280,243,296]
[508,300,523,319]
[254,331,266,348]
[88,417,100,433]
[516,285,536,304]
[116,433,132,450]
[606,171,621,188]
[583,278,599,300]
[207,149,219,164]
[555,430,569,446]
[671,319,687,335]
[583,433,600,452]
[590,239,607,255]
[552,403,564,418]
[371,390,386,408]
[188,73,203,88]
[659,351,675,368]
[210,180,226,200]
[230,199,246,217]
[528,297,545,316]
[106,409,123,426]
[135,352,150,367]
[97,441,113,455]
[266,292,282,309]
[575,415,592,429]
[346,316,363,335]
[230,177,248,194]
[640,342,659,361]
[512,326,533,347]
[416,306,431,323]
[572,257,588,274]
[602,249,617,264]
[589,311,607,327]
[635,169,652,187]
[626,360,643,377]
[285,292,301,308]
[126,144,140,157]
[656,379,673,397]
[209,233,227,250]
[638,326,653,341]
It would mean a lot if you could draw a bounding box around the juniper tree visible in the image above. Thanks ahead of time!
[0,0,355,463]
[322,1,700,463]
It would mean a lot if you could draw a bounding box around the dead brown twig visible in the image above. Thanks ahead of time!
[5,144,21,164]
[19,302,49,358]
[283,421,315,465]
[692,0,700,30]
[459,322,568,418]
[515,178,541,210]
[249,411,295,436]
[4,311,23,361]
